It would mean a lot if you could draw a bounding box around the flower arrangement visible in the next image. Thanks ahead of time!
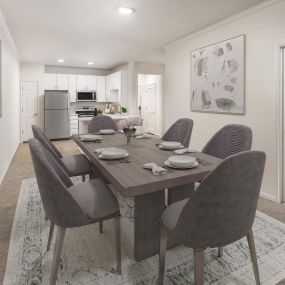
[123,124,136,144]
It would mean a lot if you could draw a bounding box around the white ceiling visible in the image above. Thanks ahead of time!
[0,0,266,69]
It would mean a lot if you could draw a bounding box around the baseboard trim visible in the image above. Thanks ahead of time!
[260,191,278,203]
[0,143,19,186]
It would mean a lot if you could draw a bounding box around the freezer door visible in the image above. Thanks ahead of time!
[45,91,69,110]
[45,109,70,139]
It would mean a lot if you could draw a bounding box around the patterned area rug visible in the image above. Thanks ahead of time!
[4,178,285,285]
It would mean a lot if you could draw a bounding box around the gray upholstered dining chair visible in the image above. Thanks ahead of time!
[88,115,118,133]
[32,125,94,182]
[202,124,252,257]
[29,139,121,285]
[161,118,193,147]
[202,124,252,159]
[158,151,266,285]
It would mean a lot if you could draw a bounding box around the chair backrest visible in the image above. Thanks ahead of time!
[31,125,71,174]
[202,124,252,159]
[88,115,117,133]
[29,138,89,228]
[161,118,193,147]
[174,151,266,249]
[32,125,63,158]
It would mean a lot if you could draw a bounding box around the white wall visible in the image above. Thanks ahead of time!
[20,63,45,129]
[0,10,20,183]
[164,0,285,201]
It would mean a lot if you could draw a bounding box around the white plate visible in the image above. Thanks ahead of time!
[101,148,128,159]
[159,145,185,150]
[99,129,116,135]
[79,134,103,141]
[164,160,198,169]
[99,153,129,160]
[168,155,197,167]
[161,141,182,147]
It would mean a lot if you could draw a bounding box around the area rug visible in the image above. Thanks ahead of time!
[4,178,285,285]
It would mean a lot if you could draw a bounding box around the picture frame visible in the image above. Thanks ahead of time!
[190,35,245,115]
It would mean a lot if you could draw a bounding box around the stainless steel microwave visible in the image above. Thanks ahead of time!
[77,91,96,102]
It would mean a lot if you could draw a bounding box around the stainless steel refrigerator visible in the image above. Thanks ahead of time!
[44,90,70,139]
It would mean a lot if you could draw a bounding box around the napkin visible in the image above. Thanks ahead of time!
[143,163,169,176]
[173,148,198,155]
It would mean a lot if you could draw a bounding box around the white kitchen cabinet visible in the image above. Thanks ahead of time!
[76,75,87,91]
[57,74,69,90]
[68,74,77,102]
[96,76,106,102]
[106,71,121,102]
[44,73,68,90]
[44,73,57,90]
[86,75,97,91]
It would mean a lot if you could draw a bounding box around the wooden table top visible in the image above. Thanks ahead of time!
[73,134,221,198]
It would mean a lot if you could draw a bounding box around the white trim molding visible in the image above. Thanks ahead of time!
[276,43,285,203]
[165,0,282,48]
[0,143,19,185]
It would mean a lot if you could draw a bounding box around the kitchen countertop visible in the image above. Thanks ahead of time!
[78,114,140,122]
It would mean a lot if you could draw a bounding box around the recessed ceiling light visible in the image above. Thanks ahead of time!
[57,59,65,63]
[118,6,135,15]
[87,62,94,65]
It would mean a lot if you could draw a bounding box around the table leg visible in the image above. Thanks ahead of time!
[168,184,195,205]
[134,190,165,261]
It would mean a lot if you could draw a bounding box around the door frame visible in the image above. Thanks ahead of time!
[20,80,39,142]
[276,44,285,203]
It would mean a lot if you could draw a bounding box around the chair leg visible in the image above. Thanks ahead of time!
[99,221,103,233]
[45,213,48,221]
[247,229,261,285]
[50,226,66,285]
[158,223,168,285]
[114,216,121,274]
[218,246,223,257]
[194,248,205,285]
[47,222,55,251]
[82,174,85,182]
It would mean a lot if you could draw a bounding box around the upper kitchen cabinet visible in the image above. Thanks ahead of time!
[44,73,68,90]
[106,71,122,102]
[96,76,106,102]
[76,75,87,91]
[44,73,57,90]
[76,75,97,91]
[57,74,69,90]
[86,75,97,91]
[68,74,77,102]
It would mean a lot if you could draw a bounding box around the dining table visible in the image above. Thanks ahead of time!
[72,133,222,261]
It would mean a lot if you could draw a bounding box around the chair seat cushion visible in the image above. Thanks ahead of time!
[61,154,91,176]
[68,179,120,222]
[162,198,188,231]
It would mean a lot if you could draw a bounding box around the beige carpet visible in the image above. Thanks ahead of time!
[1,139,285,284]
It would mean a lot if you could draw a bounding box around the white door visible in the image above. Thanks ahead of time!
[97,76,106,102]
[68,74,77,102]
[57,74,69,90]
[76,75,87,90]
[86,75,97,91]
[44,73,57,90]
[21,81,38,141]
[141,84,156,134]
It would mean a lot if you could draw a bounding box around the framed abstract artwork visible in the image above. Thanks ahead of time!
[190,35,245,115]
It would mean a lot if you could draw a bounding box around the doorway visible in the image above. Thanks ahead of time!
[138,74,162,135]
[21,81,39,142]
